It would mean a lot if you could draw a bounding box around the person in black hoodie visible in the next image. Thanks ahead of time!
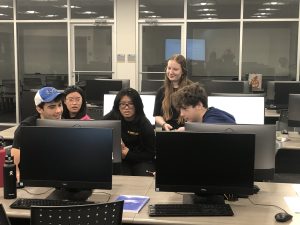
[103,88,155,176]
[172,82,236,128]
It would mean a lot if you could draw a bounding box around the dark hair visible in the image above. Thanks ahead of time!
[37,95,63,109]
[172,82,208,110]
[62,85,87,119]
[109,88,145,122]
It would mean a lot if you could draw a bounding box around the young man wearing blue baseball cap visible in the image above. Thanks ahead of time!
[11,87,63,182]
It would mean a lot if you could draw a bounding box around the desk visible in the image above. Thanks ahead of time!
[265,109,280,124]
[0,125,17,140]
[276,132,300,173]
[1,176,300,225]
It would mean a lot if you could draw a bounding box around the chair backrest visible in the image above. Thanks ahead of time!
[0,204,11,225]
[30,201,124,225]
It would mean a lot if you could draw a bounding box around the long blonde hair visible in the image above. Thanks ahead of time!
[162,54,192,124]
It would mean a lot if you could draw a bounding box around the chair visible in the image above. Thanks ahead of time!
[30,201,124,225]
[0,204,12,225]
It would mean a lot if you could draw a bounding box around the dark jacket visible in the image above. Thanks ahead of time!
[103,112,155,163]
[203,107,236,124]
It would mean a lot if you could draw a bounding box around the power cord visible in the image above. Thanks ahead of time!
[248,196,288,213]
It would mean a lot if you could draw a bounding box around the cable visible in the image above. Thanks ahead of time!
[248,196,288,213]
[20,187,54,196]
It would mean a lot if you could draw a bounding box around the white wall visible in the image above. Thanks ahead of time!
[116,0,137,89]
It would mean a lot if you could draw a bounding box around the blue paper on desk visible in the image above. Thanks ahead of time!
[116,195,150,213]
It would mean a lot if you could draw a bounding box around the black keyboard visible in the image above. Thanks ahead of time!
[10,198,95,209]
[148,203,234,217]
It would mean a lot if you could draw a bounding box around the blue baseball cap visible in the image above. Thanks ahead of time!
[34,87,62,106]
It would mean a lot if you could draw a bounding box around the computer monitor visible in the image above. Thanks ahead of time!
[206,80,249,95]
[20,126,113,201]
[207,96,265,124]
[211,92,265,97]
[266,81,300,109]
[85,79,130,105]
[155,131,255,204]
[36,119,121,163]
[185,123,276,181]
[288,94,300,127]
[103,93,156,125]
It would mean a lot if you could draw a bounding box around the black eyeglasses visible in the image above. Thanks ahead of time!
[119,102,134,109]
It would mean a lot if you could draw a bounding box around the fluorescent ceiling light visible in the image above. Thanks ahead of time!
[258,8,278,11]
[139,4,146,8]
[140,10,154,14]
[0,5,12,8]
[263,1,285,5]
[81,11,97,15]
[43,14,58,18]
[146,15,161,18]
[196,8,216,12]
[190,2,215,6]
[96,15,108,19]
[0,13,8,16]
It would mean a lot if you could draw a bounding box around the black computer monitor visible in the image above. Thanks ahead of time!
[36,119,121,163]
[155,131,255,204]
[266,81,300,109]
[85,79,130,105]
[185,123,276,181]
[20,126,113,201]
[211,92,265,97]
[288,94,300,127]
[206,80,249,95]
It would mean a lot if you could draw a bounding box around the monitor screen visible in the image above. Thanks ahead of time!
[185,123,276,181]
[288,94,300,127]
[207,80,248,95]
[274,81,300,109]
[85,79,130,105]
[36,119,121,163]
[266,81,300,109]
[165,39,205,61]
[103,94,156,125]
[207,96,265,124]
[155,131,255,202]
[20,126,113,200]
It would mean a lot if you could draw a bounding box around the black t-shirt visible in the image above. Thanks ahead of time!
[12,115,39,149]
[153,86,182,129]
[103,112,155,163]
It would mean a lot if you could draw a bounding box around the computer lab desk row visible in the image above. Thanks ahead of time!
[1,175,300,225]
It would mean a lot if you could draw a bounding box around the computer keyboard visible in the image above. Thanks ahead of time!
[10,198,95,210]
[148,203,234,217]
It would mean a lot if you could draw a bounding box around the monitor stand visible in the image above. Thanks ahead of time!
[46,188,93,201]
[183,193,225,204]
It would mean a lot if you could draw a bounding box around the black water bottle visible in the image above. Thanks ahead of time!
[3,155,17,199]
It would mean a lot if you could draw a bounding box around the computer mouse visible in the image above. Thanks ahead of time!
[275,212,293,222]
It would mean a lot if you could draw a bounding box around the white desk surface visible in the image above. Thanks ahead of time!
[265,109,280,117]
[1,175,300,225]
[277,131,300,150]
[0,125,17,140]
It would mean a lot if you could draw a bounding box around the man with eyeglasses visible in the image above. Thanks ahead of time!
[11,87,63,182]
